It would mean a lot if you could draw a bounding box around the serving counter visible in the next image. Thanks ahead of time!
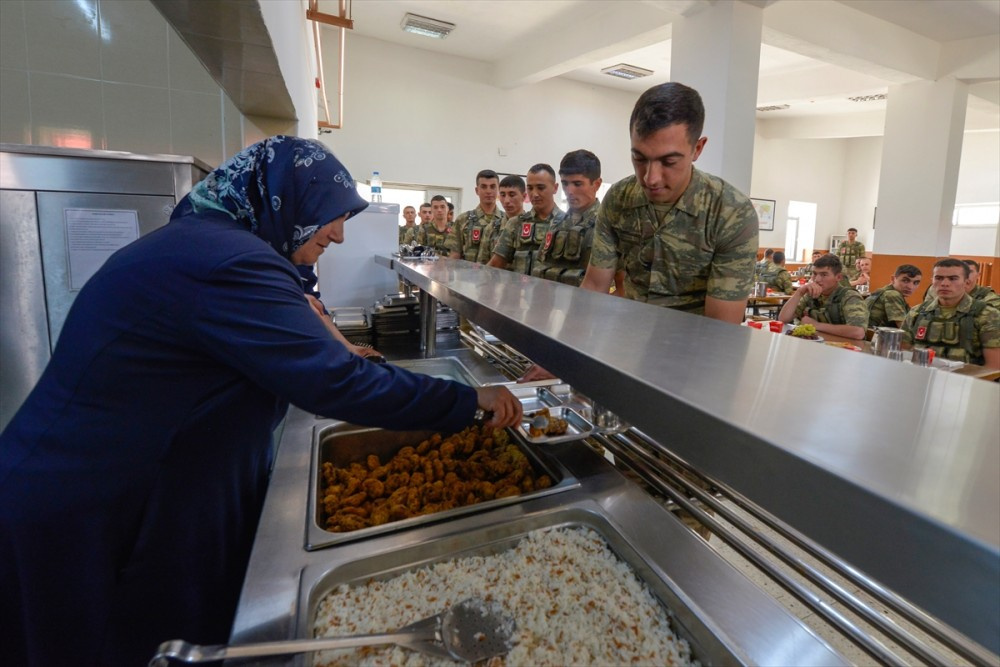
[230,256,998,664]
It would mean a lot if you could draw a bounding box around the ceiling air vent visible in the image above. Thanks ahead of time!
[848,94,887,102]
[601,64,654,80]
[400,13,455,39]
[756,104,790,112]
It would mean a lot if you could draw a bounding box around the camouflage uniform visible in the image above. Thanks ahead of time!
[759,263,793,294]
[444,205,506,263]
[530,200,600,286]
[793,285,869,328]
[836,240,865,269]
[589,168,758,314]
[903,294,1000,365]
[865,284,911,328]
[416,222,452,255]
[801,262,815,279]
[398,224,417,246]
[969,284,1000,308]
[491,207,565,275]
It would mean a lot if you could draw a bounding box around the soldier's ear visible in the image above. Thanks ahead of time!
[691,136,707,161]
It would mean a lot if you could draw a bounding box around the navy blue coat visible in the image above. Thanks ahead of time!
[0,212,477,666]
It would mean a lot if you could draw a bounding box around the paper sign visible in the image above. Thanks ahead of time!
[65,208,139,290]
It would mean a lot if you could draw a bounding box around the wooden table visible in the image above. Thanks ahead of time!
[819,331,1000,381]
[746,293,793,318]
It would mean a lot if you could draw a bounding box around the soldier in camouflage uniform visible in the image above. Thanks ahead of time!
[487,164,565,275]
[445,170,506,263]
[479,175,526,263]
[865,264,922,328]
[416,195,452,254]
[962,259,1000,308]
[398,205,418,245]
[755,248,774,278]
[531,150,603,286]
[837,227,866,270]
[800,250,823,280]
[581,83,758,323]
[903,258,1000,368]
[760,251,794,294]
[840,256,872,290]
[778,254,868,339]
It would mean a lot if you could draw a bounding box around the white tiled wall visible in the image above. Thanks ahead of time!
[0,0,246,167]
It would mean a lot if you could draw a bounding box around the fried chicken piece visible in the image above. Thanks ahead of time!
[370,504,390,526]
[341,491,367,507]
[362,478,385,499]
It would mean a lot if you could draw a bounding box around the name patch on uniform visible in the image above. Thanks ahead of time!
[916,326,927,340]
[543,231,553,250]
[471,228,481,243]
[520,222,534,239]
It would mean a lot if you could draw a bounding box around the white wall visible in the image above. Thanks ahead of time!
[320,33,637,210]
[951,129,1000,255]
[258,0,317,139]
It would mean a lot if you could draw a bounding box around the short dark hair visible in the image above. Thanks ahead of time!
[847,227,858,233]
[629,82,704,146]
[558,150,601,180]
[894,264,922,278]
[527,163,556,180]
[814,254,843,274]
[499,175,525,193]
[430,195,447,204]
[812,250,823,257]
[772,251,785,264]
[962,259,980,272]
[476,169,499,185]
[763,248,774,258]
[447,201,454,212]
[935,257,970,278]
[420,202,432,209]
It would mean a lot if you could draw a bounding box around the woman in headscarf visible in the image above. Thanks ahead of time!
[0,136,521,666]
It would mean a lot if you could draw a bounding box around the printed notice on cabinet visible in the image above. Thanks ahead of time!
[65,208,139,290]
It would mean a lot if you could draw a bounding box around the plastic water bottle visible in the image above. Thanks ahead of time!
[370,171,382,203]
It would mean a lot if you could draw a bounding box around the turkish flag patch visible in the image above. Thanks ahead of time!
[520,222,533,239]
[471,228,481,242]
[916,326,927,340]
[543,231,553,250]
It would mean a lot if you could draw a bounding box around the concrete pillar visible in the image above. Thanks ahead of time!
[670,1,763,194]
[870,78,968,292]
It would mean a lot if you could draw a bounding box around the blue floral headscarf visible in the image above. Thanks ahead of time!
[171,136,369,258]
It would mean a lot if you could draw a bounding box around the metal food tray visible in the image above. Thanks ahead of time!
[306,423,580,550]
[508,386,565,412]
[299,507,731,666]
[516,406,594,445]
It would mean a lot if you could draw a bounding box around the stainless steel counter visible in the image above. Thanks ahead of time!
[377,255,1000,654]
[231,347,847,665]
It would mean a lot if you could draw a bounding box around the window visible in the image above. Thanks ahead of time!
[953,203,999,227]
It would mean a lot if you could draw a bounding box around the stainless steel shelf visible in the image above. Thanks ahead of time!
[379,255,1000,654]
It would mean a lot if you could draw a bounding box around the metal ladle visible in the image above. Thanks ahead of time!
[149,597,515,665]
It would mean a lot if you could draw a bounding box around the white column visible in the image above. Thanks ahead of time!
[670,1,763,194]
[874,78,968,255]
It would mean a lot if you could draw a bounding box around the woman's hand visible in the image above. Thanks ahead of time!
[473,386,523,429]
[518,364,556,382]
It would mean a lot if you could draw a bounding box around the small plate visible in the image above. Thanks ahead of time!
[783,324,824,342]
[517,407,594,445]
[824,341,861,351]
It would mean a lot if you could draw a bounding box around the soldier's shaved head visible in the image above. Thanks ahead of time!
[630,82,705,147]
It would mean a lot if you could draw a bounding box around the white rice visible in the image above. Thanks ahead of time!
[312,527,698,666]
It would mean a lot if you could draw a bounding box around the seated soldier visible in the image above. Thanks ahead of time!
[903,258,1000,368]
[963,259,1000,307]
[841,257,871,289]
[778,254,868,340]
[755,248,774,277]
[760,250,793,294]
[801,250,823,279]
[866,264,922,328]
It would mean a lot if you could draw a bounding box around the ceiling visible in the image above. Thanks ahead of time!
[319,0,1000,130]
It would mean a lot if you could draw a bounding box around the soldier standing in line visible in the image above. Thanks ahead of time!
[760,250,794,294]
[479,175,526,262]
[446,170,506,264]
[418,202,432,224]
[778,254,869,340]
[903,258,1000,368]
[962,259,1000,307]
[399,205,418,245]
[581,82,758,323]
[837,227,866,270]
[416,195,452,255]
[531,150,603,286]
[487,163,565,275]
[866,264,922,328]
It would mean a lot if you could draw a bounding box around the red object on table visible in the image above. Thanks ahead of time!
[769,321,784,333]
[748,321,763,329]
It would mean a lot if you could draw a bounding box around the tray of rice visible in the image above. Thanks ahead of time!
[306,423,579,551]
[302,507,727,666]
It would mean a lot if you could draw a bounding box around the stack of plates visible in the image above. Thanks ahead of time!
[370,297,459,338]
[331,307,374,347]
